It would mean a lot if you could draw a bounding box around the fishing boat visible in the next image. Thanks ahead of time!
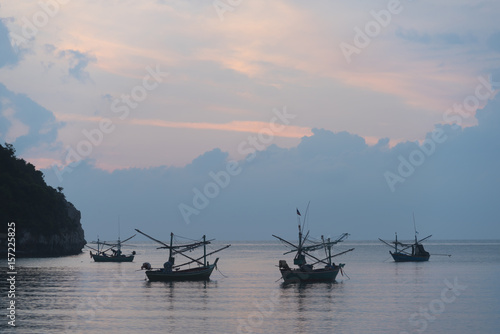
[379,213,431,262]
[87,234,136,262]
[273,207,354,283]
[136,229,231,282]
[379,232,431,262]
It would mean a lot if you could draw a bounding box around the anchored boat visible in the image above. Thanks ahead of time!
[379,232,431,262]
[379,213,432,262]
[136,229,230,282]
[87,234,136,262]
[273,207,354,283]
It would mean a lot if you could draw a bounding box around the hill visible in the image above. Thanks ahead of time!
[0,143,86,257]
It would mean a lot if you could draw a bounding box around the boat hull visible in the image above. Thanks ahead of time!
[280,264,344,283]
[390,252,429,262]
[91,254,134,262]
[146,264,216,281]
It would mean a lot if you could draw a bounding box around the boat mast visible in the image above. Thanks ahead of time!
[294,209,307,266]
[321,235,332,266]
[169,232,174,261]
[298,224,302,249]
[321,235,327,260]
[117,218,121,254]
[203,235,206,266]
[413,212,418,245]
[395,232,398,253]
[297,208,303,252]
[297,221,303,262]
[328,238,332,266]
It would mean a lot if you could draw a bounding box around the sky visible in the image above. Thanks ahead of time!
[1,0,499,241]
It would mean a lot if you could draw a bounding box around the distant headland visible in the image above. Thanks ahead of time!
[0,143,86,257]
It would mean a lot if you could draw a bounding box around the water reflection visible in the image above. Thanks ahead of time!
[4,242,494,334]
[277,281,345,333]
[138,279,219,333]
[143,279,216,290]
[0,266,86,333]
[142,281,216,310]
[392,261,426,285]
[280,281,338,290]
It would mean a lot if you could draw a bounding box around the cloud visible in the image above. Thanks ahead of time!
[396,28,472,46]
[129,119,312,138]
[42,93,500,241]
[487,31,500,53]
[0,19,18,68]
[2,0,498,164]
[0,82,62,154]
[395,28,431,44]
[57,49,97,82]
[1,0,498,242]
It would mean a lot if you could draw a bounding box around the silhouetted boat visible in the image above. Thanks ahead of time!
[136,229,230,282]
[273,206,354,283]
[379,213,431,262]
[88,234,136,262]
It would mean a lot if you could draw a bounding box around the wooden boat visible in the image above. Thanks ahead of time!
[379,214,431,262]
[87,234,136,262]
[145,258,219,281]
[136,229,230,282]
[273,207,354,283]
[380,232,431,262]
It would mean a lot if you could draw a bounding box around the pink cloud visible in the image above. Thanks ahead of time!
[129,119,313,138]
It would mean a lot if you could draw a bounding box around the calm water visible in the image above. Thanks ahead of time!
[1,240,499,333]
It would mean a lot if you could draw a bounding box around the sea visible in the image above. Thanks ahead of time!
[1,240,499,334]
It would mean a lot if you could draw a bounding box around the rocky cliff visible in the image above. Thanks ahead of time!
[1,143,86,257]
[16,202,86,257]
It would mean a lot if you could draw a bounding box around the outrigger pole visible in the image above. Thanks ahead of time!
[174,244,231,269]
[135,229,231,269]
[309,248,355,266]
[99,234,136,254]
[135,229,204,266]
